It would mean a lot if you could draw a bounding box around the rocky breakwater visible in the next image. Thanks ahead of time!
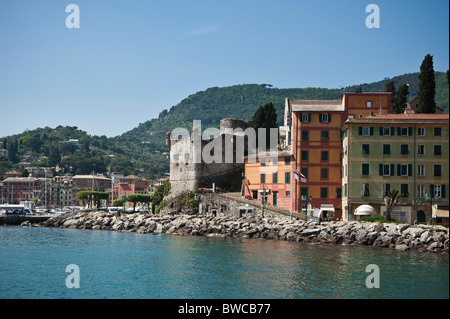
[38,211,449,254]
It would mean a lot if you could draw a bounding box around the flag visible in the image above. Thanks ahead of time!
[292,167,307,183]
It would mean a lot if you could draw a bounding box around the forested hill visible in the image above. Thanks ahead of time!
[1,71,448,180]
[117,71,449,146]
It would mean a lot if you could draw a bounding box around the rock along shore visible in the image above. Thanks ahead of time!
[33,211,449,254]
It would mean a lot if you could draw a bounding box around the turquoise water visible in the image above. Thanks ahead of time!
[0,226,448,299]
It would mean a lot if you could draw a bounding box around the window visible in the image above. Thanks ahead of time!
[418,127,425,136]
[286,191,290,197]
[362,163,370,176]
[273,173,278,184]
[360,127,371,136]
[434,145,442,156]
[285,172,291,184]
[301,151,308,161]
[321,168,328,179]
[417,185,425,198]
[321,131,329,141]
[380,127,392,136]
[401,144,409,155]
[301,114,311,123]
[434,127,441,136]
[401,184,409,197]
[380,164,394,176]
[398,164,411,176]
[432,185,446,198]
[319,114,331,123]
[366,101,372,108]
[361,183,370,196]
[261,160,266,166]
[434,165,442,177]
[383,183,390,196]
[336,188,342,199]
[285,158,291,165]
[383,144,391,155]
[301,131,309,141]
[261,174,265,184]
[321,151,329,161]
[417,145,425,155]
[362,144,370,155]
[399,127,411,136]
[320,188,328,199]
[418,165,425,177]
[301,187,308,197]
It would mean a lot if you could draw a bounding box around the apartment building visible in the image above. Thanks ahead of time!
[284,92,391,219]
[341,113,449,223]
[0,177,48,205]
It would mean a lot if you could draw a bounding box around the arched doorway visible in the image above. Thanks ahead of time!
[417,210,426,223]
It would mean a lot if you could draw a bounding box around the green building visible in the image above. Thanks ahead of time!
[341,114,449,224]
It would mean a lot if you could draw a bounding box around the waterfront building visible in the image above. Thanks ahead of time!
[117,175,152,198]
[0,177,48,205]
[341,113,449,224]
[50,175,75,208]
[72,174,112,205]
[284,92,391,219]
[243,151,294,210]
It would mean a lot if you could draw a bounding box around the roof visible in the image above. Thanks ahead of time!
[288,99,344,112]
[72,175,111,180]
[343,113,449,126]
[2,177,39,183]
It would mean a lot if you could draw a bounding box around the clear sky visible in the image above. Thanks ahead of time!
[0,0,448,138]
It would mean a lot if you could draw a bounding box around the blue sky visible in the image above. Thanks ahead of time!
[0,0,448,138]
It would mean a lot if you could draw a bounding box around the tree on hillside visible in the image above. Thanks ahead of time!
[252,102,278,149]
[393,83,409,114]
[384,80,396,111]
[418,54,436,113]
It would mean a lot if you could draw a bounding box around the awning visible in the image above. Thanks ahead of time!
[436,209,449,218]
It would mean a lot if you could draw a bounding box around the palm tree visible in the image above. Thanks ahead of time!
[383,189,401,221]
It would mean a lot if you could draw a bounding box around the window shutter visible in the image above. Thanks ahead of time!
[370,127,374,136]
[379,127,383,136]
[397,164,401,176]
[379,164,383,176]
[319,114,322,122]
[442,185,446,198]
[391,127,395,136]
[328,114,331,122]
[430,184,434,196]
[408,127,412,136]
[359,127,363,135]
[397,127,401,136]
[408,164,412,176]
[299,113,303,123]
[390,164,395,176]
[308,114,311,122]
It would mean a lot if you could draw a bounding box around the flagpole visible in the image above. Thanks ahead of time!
[290,165,293,219]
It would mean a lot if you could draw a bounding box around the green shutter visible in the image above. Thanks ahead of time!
[391,164,395,176]
[370,127,374,135]
[391,127,395,135]
[319,114,322,122]
[408,164,412,176]
[285,172,290,184]
[379,164,383,176]
[442,185,446,198]
[359,127,363,135]
[299,113,303,122]
[379,127,384,136]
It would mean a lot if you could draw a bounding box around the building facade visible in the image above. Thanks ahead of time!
[243,151,294,210]
[285,92,391,219]
[341,114,449,223]
[0,177,48,205]
[50,175,75,208]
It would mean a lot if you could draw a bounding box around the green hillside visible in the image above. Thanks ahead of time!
[1,72,448,180]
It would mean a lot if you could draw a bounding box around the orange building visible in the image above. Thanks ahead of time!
[117,175,151,198]
[286,92,391,219]
[243,151,294,210]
